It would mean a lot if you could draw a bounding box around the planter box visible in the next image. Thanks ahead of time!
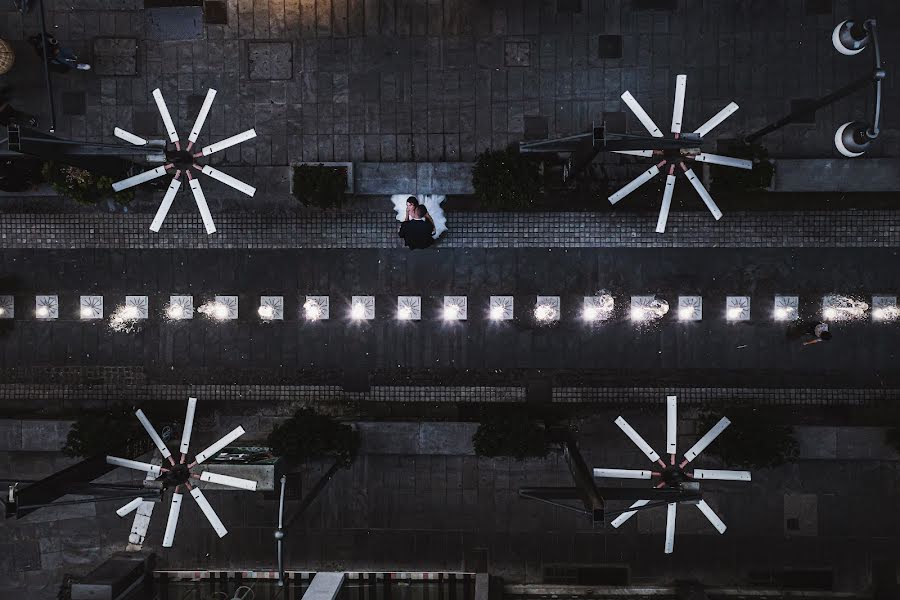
[292,161,354,194]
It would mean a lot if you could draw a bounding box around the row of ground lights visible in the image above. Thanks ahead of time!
[4,294,897,323]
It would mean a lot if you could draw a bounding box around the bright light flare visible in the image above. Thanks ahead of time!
[80,307,93,318]
[678,306,694,320]
[583,306,600,321]
[534,304,556,322]
[167,304,185,319]
[490,305,505,320]
[774,306,793,321]
[36,306,49,318]
[259,305,275,320]
[443,304,461,320]
[398,306,413,320]
[304,300,322,320]
[726,307,743,320]
[350,303,366,320]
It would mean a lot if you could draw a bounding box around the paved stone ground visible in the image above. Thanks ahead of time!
[2,415,898,599]
[1,209,898,248]
[1,0,898,169]
[1,247,900,387]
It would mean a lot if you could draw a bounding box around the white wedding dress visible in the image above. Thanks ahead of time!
[391,194,447,239]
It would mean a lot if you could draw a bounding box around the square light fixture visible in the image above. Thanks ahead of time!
[351,296,375,320]
[583,295,614,321]
[871,295,898,321]
[726,296,750,321]
[35,295,59,320]
[213,295,239,320]
[398,296,421,320]
[489,296,514,320]
[304,296,330,320]
[443,296,468,320]
[0,295,13,319]
[125,296,149,319]
[167,295,194,320]
[677,296,702,321]
[80,295,104,320]
[535,296,560,322]
[630,295,668,321]
[259,296,284,320]
[774,295,799,321]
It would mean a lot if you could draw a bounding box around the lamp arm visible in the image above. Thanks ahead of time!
[866,19,884,138]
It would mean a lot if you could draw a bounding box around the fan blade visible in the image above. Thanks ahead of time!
[693,102,739,137]
[201,165,257,197]
[670,74,686,134]
[190,488,228,538]
[200,470,258,491]
[610,499,649,528]
[152,88,180,144]
[135,409,173,461]
[277,475,287,529]
[162,492,183,547]
[664,502,677,554]
[682,417,731,463]
[694,153,753,170]
[608,163,662,205]
[696,500,727,534]
[666,395,677,456]
[592,468,653,479]
[193,426,246,465]
[614,416,662,464]
[612,150,654,157]
[188,177,217,235]
[116,497,144,517]
[682,165,723,220]
[621,91,663,137]
[693,469,751,482]
[112,166,169,192]
[188,88,217,145]
[106,456,161,477]
[199,129,257,157]
[149,175,182,233]
[180,397,197,455]
[656,169,676,234]
[114,128,147,146]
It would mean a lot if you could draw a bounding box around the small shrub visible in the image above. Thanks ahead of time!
[472,147,542,210]
[267,407,360,468]
[473,409,550,460]
[41,162,132,205]
[696,406,798,469]
[709,142,775,194]
[62,405,143,458]
[291,164,347,209]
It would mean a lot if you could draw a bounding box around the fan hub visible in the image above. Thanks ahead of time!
[166,149,196,170]
[164,462,192,486]
[660,465,688,488]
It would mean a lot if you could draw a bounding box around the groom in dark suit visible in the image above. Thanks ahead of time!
[398,205,434,249]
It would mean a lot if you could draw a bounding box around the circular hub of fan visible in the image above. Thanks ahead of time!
[166,148,196,170]
[659,464,688,488]
[163,462,192,486]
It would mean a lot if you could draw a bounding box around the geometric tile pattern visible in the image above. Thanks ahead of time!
[35,295,59,319]
[79,295,104,319]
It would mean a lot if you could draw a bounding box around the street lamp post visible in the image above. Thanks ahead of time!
[744,19,884,157]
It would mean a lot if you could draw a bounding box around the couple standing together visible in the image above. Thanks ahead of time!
[393,195,447,249]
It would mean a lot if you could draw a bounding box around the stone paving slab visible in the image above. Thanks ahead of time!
[0,210,898,248]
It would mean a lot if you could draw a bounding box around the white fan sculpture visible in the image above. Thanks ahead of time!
[107,397,256,547]
[610,74,752,233]
[111,88,257,235]
[594,395,751,554]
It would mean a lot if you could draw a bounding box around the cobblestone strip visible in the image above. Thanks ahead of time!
[0,383,894,407]
[0,210,898,248]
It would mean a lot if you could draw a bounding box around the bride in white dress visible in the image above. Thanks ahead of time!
[390,194,447,239]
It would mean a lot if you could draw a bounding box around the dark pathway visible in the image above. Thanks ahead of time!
[1,248,899,386]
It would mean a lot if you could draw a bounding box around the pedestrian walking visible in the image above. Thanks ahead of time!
[29,33,90,72]
[802,321,832,346]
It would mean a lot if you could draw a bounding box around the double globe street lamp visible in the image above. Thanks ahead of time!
[745,18,884,157]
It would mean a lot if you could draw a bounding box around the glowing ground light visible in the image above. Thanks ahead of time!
[304,301,322,320]
[726,307,743,320]
[444,304,461,320]
[214,303,229,320]
[258,305,275,320]
[36,306,49,318]
[80,307,93,318]
[678,306,695,320]
[0,308,5,316]
[774,307,793,320]
[490,305,505,320]
[534,304,556,321]
[398,306,413,320]
[351,303,366,320]
[583,306,600,321]
[122,305,140,319]
[167,304,184,319]
[822,295,869,321]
